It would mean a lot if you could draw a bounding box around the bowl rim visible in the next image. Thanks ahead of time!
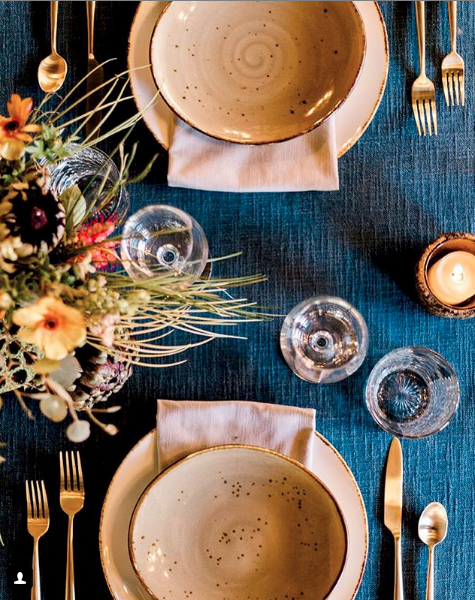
[128,443,349,600]
[148,0,367,145]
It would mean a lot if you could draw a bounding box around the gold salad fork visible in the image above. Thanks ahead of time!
[60,451,85,600]
[26,480,50,600]
[442,1,465,106]
[412,1,437,135]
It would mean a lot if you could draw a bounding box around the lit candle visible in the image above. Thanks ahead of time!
[427,250,475,306]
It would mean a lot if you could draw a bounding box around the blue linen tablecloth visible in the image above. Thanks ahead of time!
[0,1,474,598]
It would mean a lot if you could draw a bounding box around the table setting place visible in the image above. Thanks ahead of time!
[0,1,473,599]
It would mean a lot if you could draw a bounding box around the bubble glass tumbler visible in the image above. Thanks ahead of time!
[365,347,460,438]
[121,205,209,280]
[48,145,129,224]
[280,296,369,384]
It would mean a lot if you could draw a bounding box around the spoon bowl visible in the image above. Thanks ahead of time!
[418,501,448,600]
[38,52,68,93]
[418,502,448,548]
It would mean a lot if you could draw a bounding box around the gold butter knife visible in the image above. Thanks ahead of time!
[384,437,404,600]
[85,1,103,139]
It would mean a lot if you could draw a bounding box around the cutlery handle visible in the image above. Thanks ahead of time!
[415,1,426,75]
[50,0,58,54]
[425,546,434,600]
[65,515,75,600]
[86,1,96,57]
[394,536,405,600]
[448,1,457,51]
[31,539,41,600]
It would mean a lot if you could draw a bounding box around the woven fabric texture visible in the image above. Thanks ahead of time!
[0,2,474,598]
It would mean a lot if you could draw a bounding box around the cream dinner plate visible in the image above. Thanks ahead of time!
[149,1,366,144]
[129,446,348,600]
[100,431,368,600]
[128,1,388,156]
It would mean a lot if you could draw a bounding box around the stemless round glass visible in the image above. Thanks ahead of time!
[48,145,129,224]
[280,296,369,384]
[121,205,209,280]
[365,347,460,439]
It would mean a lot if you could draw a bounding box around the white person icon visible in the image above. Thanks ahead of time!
[14,572,26,584]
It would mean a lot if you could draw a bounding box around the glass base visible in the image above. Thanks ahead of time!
[280,296,368,384]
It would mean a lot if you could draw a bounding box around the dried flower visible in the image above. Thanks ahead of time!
[71,215,119,268]
[12,297,86,360]
[0,95,41,161]
[89,313,120,347]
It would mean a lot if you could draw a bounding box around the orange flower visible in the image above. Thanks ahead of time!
[13,297,86,360]
[0,94,41,161]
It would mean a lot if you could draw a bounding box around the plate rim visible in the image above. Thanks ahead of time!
[99,429,368,600]
[148,0,367,145]
[128,443,349,600]
[128,0,388,157]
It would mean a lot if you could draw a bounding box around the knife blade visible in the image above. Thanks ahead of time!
[384,437,403,534]
[85,1,103,139]
[384,437,404,600]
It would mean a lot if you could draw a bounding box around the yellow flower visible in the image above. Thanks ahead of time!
[0,94,41,161]
[13,297,86,360]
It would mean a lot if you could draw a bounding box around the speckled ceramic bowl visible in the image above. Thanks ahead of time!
[150,1,366,144]
[129,445,348,600]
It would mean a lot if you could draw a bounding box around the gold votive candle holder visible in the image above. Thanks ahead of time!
[416,232,475,318]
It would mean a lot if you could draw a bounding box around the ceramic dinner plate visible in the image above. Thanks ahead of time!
[150,1,366,144]
[128,1,388,156]
[129,446,348,600]
[100,431,368,600]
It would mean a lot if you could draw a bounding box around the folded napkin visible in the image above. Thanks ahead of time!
[156,399,316,473]
[167,118,339,193]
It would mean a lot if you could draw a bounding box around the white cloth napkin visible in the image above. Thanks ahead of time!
[156,399,316,473]
[167,118,339,193]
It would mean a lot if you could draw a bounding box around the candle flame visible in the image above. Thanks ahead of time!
[452,263,465,284]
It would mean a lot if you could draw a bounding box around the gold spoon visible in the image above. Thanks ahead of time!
[418,502,448,600]
[38,1,68,93]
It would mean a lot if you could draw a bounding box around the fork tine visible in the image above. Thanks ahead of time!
[455,72,460,105]
[31,481,38,519]
[71,451,78,491]
[41,481,49,518]
[412,100,422,136]
[418,100,427,135]
[424,100,432,136]
[65,451,72,491]
[35,481,44,519]
[460,72,465,106]
[431,99,438,135]
[449,71,455,106]
[60,451,65,490]
[25,481,32,519]
[76,451,84,492]
[442,73,450,106]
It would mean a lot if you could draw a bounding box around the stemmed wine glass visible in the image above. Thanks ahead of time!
[280,296,369,384]
[121,205,209,280]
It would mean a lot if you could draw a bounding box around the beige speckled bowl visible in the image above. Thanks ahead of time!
[150,1,366,144]
[129,445,348,600]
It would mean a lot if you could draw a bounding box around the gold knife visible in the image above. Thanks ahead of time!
[384,437,404,600]
[86,1,103,139]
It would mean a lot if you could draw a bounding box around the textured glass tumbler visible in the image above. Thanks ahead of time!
[280,296,369,383]
[121,205,209,280]
[48,145,129,224]
[365,347,460,438]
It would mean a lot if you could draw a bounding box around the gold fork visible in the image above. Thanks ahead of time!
[26,480,50,600]
[412,1,438,135]
[442,1,465,106]
[60,451,85,600]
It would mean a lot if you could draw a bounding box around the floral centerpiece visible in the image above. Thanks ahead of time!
[0,74,266,455]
